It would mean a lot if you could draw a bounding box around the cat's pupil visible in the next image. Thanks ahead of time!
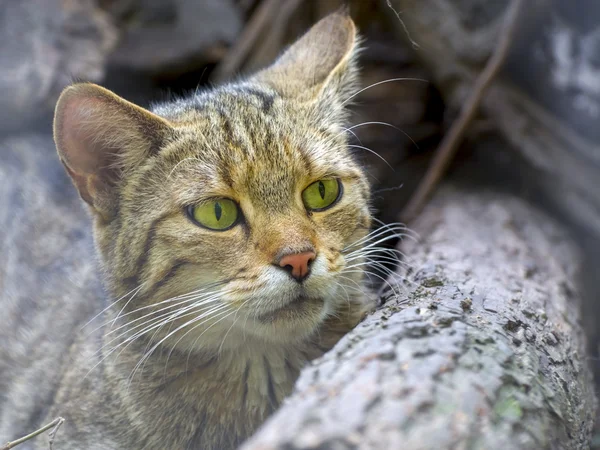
[214,202,222,221]
[318,181,325,199]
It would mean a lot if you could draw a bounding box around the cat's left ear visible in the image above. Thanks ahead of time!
[54,83,173,219]
[253,9,359,107]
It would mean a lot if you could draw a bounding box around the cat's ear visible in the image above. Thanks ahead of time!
[254,9,359,105]
[54,83,172,219]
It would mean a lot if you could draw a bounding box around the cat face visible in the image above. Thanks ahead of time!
[53,12,371,350]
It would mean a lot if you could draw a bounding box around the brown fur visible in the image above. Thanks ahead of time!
[1,11,374,450]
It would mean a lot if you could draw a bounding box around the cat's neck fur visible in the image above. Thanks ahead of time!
[34,10,372,450]
[93,302,359,449]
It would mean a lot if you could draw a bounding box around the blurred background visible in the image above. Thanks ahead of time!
[1,0,599,444]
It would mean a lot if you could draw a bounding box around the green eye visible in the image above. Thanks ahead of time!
[188,199,239,230]
[302,179,341,211]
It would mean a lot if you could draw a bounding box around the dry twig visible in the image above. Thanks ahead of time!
[400,0,524,223]
[1,417,65,450]
[212,0,285,81]
[242,0,304,73]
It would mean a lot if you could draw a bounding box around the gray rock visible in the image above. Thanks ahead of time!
[388,0,600,384]
[108,0,242,75]
[0,0,117,132]
[387,0,600,237]
[242,188,596,449]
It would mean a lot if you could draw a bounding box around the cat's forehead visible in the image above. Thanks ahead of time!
[154,83,281,125]
[160,86,350,183]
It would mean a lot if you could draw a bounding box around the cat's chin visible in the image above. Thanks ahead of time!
[256,295,325,323]
[239,294,330,343]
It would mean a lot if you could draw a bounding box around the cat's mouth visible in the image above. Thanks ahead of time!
[256,294,324,323]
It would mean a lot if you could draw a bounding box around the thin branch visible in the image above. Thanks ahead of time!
[212,0,285,82]
[241,0,304,73]
[1,417,65,450]
[400,0,524,223]
[47,418,65,450]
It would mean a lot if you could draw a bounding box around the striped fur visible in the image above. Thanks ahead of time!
[27,11,373,449]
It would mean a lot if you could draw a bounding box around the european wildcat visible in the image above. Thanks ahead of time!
[1,11,373,450]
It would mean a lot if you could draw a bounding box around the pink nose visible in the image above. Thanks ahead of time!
[278,251,316,282]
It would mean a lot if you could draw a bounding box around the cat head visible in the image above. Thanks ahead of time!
[53,11,372,350]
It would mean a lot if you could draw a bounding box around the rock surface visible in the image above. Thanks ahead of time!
[242,187,596,449]
[107,0,242,75]
[0,0,117,132]
[388,0,600,384]
[388,0,600,238]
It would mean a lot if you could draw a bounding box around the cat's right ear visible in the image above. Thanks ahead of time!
[54,83,173,219]
[254,10,360,106]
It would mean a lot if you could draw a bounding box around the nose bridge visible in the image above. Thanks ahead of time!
[256,213,316,261]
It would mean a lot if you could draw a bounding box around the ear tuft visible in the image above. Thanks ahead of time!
[53,83,172,218]
[254,10,359,103]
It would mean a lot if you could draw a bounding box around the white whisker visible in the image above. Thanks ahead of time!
[347,121,418,149]
[341,78,428,106]
[86,281,225,337]
[80,283,145,332]
[91,292,225,363]
[343,223,417,251]
[218,298,252,355]
[344,268,403,299]
[347,144,394,169]
[167,157,200,180]
[99,294,224,343]
[129,305,233,385]
[103,292,222,339]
